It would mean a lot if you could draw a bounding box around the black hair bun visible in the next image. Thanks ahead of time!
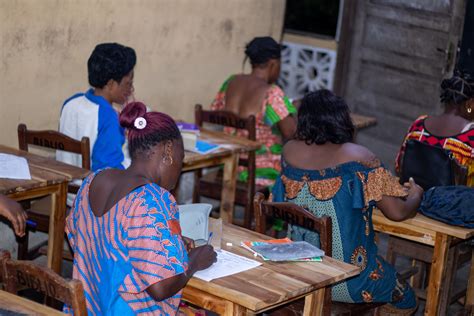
[245,36,281,65]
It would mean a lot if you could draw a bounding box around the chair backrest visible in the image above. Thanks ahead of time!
[253,192,332,316]
[253,192,332,256]
[195,104,257,140]
[18,123,91,170]
[0,249,87,315]
[400,140,467,190]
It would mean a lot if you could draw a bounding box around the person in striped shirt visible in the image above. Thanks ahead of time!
[65,101,217,315]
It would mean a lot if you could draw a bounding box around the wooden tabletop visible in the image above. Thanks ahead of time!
[186,223,360,312]
[351,113,377,130]
[373,209,474,241]
[0,145,90,195]
[0,290,65,315]
[184,129,261,166]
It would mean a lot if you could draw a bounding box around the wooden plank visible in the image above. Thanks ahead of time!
[183,287,229,315]
[351,113,376,129]
[425,233,453,316]
[220,154,238,224]
[185,222,360,312]
[304,288,325,316]
[0,290,65,315]
[199,130,261,153]
[373,209,474,240]
[47,182,68,273]
[367,2,452,32]
[465,250,474,310]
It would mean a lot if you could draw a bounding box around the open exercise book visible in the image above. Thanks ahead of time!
[241,238,324,262]
[193,249,261,282]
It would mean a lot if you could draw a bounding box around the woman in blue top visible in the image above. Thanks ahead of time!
[272,90,423,315]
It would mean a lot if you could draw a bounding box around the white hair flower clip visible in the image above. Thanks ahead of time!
[134,117,147,130]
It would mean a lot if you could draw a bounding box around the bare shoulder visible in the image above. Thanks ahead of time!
[91,169,122,186]
[340,143,376,162]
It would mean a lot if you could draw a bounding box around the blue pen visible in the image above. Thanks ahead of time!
[207,232,213,245]
[26,219,37,229]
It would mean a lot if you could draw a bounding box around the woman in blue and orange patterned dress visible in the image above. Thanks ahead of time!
[211,36,297,187]
[396,71,474,186]
[65,101,216,315]
[272,90,423,315]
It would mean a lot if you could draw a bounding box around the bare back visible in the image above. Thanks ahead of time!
[283,140,375,171]
[89,169,149,217]
[224,75,270,117]
[424,114,471,137]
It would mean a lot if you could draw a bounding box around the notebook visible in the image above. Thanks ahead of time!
[250,241,324,261]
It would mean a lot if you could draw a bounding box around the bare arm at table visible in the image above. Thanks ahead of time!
[376,177,423,222]
[0,194,27,237]
[146,245,217,301]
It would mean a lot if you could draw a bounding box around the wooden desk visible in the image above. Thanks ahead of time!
[0,145,89,274]
[183,130,260,224]
[372,209,474,315]
[183,223,360,315]
[351,113,377,130]
[0,289,65,315]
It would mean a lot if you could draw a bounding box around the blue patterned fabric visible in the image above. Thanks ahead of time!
[272,159,416,308]
[420,185,474,228]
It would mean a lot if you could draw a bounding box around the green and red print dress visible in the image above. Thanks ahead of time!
[211,75,296,187]
[396,115,474,187]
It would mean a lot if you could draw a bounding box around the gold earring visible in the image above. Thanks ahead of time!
[468,107,472,114]
[162,155,173,166]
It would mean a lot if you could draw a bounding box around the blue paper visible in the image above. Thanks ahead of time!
[195,140,219,154]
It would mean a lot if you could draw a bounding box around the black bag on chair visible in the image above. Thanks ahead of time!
[400,140,467,190]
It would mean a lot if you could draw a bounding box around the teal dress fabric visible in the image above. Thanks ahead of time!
[272,159,416,308]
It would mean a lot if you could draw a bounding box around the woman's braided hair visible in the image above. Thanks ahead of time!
[440,70,474,106]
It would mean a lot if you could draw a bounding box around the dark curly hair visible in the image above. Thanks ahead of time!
[87,43,136,88]
[244,36,281,66]
[440,70,474,106]
[119,102,181,159]
[296,90,354,145]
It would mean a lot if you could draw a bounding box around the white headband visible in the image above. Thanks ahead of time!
[134,117,147,130]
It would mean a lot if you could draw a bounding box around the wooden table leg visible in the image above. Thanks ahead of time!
[303,287,325,316]
[47,182,67,274]
[224,302,252,316]
[425,233,452,316]
[220,154,239,224]
[465,249,474,312]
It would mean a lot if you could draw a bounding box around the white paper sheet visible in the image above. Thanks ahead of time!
[0,154,31,180]
[193,249,261,282]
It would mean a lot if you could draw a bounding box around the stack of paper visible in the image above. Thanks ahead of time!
[0,154,31,180]
[241,238,324,262]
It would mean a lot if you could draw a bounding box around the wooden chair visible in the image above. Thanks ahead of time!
[193,104,269,228]
[17,123,90,260]
[254,193,390,316]
[388,139,471,308]
[254,192,333,316]
[0,249,87,315]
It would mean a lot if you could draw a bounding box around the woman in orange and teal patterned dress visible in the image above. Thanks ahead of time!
[211,36,297,187]
[396,71,474,186]
[272,90,423,315]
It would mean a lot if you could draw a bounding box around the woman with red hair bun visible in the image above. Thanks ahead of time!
[64,101,217,315]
